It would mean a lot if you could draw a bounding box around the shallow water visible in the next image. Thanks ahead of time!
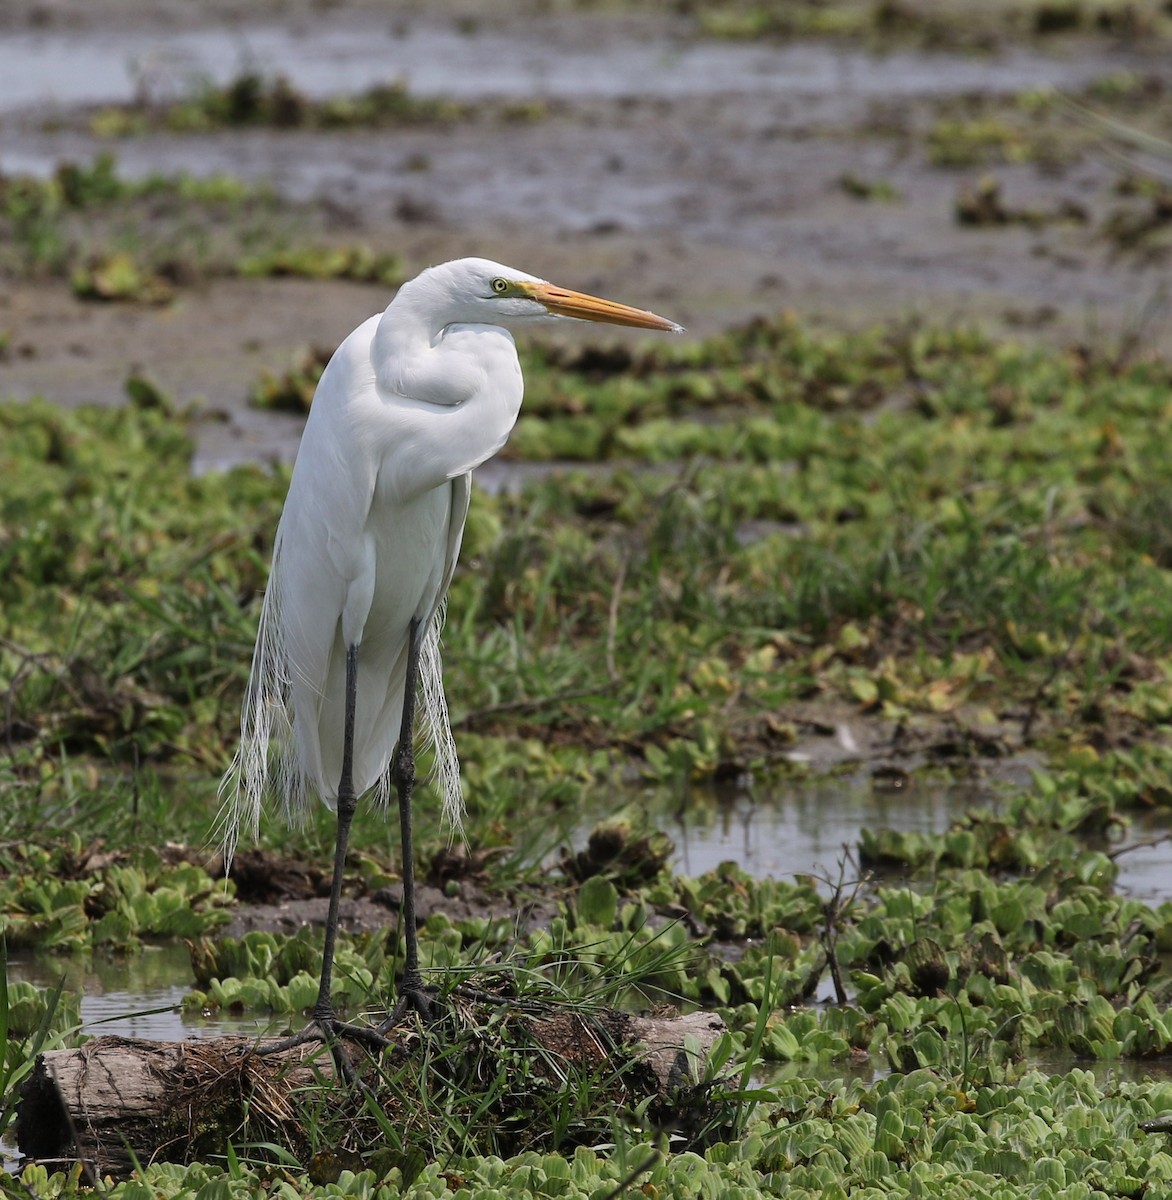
[7,941,272,1042]
[783,1047,1172,1089]
[656,769,1172,904]
[660,767,1172,905]
[0,12,1138,225]
[638,768,988,884]
[8,764,1168,1046]
[0,18,1120,117]
[4,4,1169,443]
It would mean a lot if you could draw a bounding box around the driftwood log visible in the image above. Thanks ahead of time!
[17,1010,725,1178]
[18,1035,329,1177]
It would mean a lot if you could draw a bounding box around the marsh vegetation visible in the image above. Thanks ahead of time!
[3,1,1172,1196]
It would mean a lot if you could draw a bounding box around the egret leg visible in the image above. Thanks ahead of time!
[313,641,360,1024]
[384,616,434,1025]
[260,643,388,1079]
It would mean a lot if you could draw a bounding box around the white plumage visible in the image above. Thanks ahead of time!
[217,256,680,1028]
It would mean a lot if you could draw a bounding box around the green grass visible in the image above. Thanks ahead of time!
[0,153,402,293]
[690,0,1172,46]
[5,313,1172,1193]
[89,73,470,137]
[4,318,1172,830]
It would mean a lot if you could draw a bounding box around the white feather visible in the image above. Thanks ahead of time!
[218,257,676,871]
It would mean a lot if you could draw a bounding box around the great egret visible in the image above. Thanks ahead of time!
[220,257,681,1049]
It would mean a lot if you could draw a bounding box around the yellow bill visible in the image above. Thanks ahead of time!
[522,281,683,332]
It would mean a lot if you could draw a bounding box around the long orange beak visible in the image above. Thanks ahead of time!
[523,281,683,332]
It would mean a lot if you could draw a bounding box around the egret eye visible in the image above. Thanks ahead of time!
[490,277,510,295]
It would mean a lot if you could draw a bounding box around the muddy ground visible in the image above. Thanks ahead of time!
[2,3,1171,472]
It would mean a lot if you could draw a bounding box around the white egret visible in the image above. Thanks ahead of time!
[220,257,681,1050]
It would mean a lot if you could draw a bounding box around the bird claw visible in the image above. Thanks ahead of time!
[256,984,439,1077]
[318,1014,393,1052]
[257,1012,391,1086]
[379,979,438,1032]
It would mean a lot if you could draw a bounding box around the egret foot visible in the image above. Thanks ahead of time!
[379,977,438,1031]
[260,1010,390,1087]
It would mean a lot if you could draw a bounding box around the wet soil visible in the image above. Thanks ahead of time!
[1,3,1170,472]
[220,883,560,939]
[214,844,558,937]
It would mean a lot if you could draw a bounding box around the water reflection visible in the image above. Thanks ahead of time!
[0,21,1115,117]
[7,765,1172,1050]
[568,768,1007,894]
[8,941,271,1042]
[666,771,983,884]
[1108,811,1172,906]
[760,1048,1172,1091]
[581,766,1172,904]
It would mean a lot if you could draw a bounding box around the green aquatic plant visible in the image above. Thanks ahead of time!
[0,838,232,951]
[693,0,1172,47]
[0,941,79,1140]
[90,73,469,136]
[237,245,402,287]
[71,251,174,303]
[5,309,1172,1188]
[0,154,398,294]
[928,117,1040,168]
[5,314,1172,853]
[249,347,332,413]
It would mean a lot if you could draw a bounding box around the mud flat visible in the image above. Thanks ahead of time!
[1,3,1169,468]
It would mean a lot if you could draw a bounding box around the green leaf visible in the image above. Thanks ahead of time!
[577,877,618,929]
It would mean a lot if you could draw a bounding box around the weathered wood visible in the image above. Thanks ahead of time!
[628,1011,726,1091]
[17,1010,724,1177]
[17,1034,337,1177]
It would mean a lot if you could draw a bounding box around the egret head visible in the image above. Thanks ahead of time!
[404,257,683,334]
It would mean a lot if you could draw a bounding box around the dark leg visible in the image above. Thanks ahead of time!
[260,643,387,1077]
[313,642,360,1023]
[384,616,433,1024]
